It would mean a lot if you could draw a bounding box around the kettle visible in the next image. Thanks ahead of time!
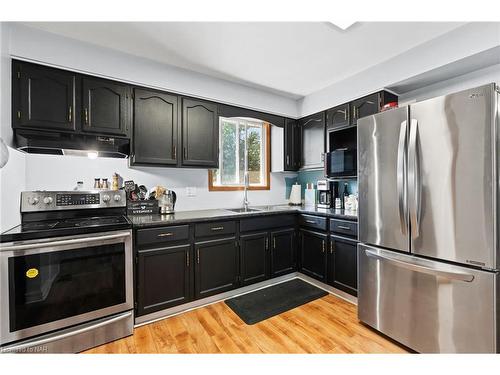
[158,190,177,214]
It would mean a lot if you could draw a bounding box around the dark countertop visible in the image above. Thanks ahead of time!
[128,205,357,228]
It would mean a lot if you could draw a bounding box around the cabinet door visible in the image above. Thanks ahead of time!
[326,103,350,130]
[136,244,191,316]
[240,232,269,286]
[132,88,178,165]
[195,237,238,299]
[13,61,76,132]
[299,112,325,169]
[351,93,379,125]
[328,236,358,296]
[299,229,327,282]
[271,228,296,277]
[82,77,130,137]
[181,98,218,167]
[284,118,299,171]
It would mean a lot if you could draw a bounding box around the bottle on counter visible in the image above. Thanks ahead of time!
[74,181,84,191]
[101,178,109,190]
[112,173,120,191]
[94,178,101,189]
[343,183,349,209]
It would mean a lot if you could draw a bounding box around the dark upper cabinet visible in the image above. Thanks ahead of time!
[131,88,178,166]
[240,232,269,286]
[82,77,130,137]
[195,237,238,299]
[299,111,326,169]
[12,61,77,132]
[136,244,192,316]
[181,98,219,168]
[284,118,301,171]
[299,229,327,282]
[270,228,296,277]
[351,91,398,125]
[326,102,350,130]
[328,235,358,296]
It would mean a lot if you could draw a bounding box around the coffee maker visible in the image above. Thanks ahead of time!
[317,180,333,209]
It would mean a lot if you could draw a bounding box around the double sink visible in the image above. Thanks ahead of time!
[225,205,295,214]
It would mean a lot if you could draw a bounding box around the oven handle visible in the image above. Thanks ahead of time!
[0,232,131,251]
[1,311,132,353]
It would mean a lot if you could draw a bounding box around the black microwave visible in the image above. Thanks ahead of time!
[324,148,357,178]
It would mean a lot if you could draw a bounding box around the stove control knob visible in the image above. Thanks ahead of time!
[102,194,111,203]
[43,196,53,205]
[28,196,39,205]
[113,194,122,202]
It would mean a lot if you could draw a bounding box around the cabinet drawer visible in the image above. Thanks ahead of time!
[240,214,295,232]
[299,214,327,231]
[330,219,358,237]
[195,220,236,238]
[137,225,190,246]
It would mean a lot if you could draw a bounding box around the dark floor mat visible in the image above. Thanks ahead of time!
[224,278,328,325]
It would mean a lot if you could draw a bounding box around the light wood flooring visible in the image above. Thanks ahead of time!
[84,293,408,354]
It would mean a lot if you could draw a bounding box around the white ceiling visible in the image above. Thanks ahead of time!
[22,22,464,99]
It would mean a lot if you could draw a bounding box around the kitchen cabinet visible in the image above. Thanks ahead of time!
[12,61,77,132]
[299,229,327,282]
[82,77,131,137]
[328,235,358,296]
[299,111,325,169]
[270,228,296,277]
[326,103,350,130]
[194,237,239,299]
[136,244,192,316]
[240,232,269,285]
[284,118,301,171]
[181,98,219,167]
[131,88,178,166]
[351,91,398,125]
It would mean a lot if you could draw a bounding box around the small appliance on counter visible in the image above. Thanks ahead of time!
[317,180,333,209]
[158,189,177,214]
[304,183,316,207]
[289,183,302,205]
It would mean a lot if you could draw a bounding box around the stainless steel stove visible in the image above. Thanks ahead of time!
[0,190,133,353]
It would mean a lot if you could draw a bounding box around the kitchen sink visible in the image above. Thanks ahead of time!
[226,207,263,213]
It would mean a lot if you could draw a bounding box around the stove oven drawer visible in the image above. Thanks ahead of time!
[136,225,190,246]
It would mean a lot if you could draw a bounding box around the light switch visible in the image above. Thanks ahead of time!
[186,187,197,197]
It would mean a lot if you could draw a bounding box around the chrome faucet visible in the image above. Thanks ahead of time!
[243,171,249,210]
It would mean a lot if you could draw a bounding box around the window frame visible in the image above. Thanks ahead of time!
[208,120,271,191]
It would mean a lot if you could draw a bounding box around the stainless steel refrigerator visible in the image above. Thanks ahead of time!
[357,83,499,353]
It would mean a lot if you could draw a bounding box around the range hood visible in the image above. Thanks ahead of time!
[15,130,130,159]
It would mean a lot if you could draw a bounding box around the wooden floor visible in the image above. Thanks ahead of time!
[84,294,408,354]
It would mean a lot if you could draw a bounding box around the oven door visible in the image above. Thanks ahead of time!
[325,149,357,178]
[0,230,133,345]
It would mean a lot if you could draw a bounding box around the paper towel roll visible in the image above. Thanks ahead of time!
[289,183,301,205]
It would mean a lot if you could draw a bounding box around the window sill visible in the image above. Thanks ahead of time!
[208,185,270,192]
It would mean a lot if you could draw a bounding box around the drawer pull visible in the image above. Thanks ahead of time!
[211,226,224,231]
[305,220,316,224]
[157,232,174,237]
[337,225,351,230]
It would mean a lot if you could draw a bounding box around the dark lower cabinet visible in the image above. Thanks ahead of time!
[136,244,191,316]
[195,237,239,299]
[13,61,77,132]
[271,228,296,277]
[181,98,219,167]
[132,88,178,166]
[240,232,269,286]
[299,229,327,282]
[82,77,130,137]
[328,235,358,296]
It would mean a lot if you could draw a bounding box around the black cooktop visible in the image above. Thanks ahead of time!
[0,215,131,243]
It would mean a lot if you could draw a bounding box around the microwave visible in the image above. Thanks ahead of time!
[324,148,357,178]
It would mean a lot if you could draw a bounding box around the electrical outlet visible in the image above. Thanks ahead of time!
[186,187,197,197]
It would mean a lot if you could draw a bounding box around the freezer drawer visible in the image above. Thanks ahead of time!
[358,243,498,353]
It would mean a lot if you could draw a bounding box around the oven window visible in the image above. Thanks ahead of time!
[9,244,126,332]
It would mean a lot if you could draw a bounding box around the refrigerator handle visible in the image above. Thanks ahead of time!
[408,119,421,239]
[365,249,475,282]
[397,120,408,235]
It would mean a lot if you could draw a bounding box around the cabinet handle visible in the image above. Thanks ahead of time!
[286,155,290,166]
[84,108,89,124]
[211,226,224,231]
[68,106,72,123]
[337,225,351,230]
[352,105,357,120]
[157,232,174,237]
[330,241,334,254]
[322,240,326,253]
[197,249,200,264]
[173,146,176,160]
[344,109,347,121]
[186,251,190,267]
[183,147,187,159]
[273,237,276,249]
[265,237,269,250]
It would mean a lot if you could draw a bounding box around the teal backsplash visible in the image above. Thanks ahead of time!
[286,169,357,199]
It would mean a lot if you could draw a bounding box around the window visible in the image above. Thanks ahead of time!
[209,117,270,191]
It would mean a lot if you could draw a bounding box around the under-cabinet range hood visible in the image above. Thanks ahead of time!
[14,130,130,159]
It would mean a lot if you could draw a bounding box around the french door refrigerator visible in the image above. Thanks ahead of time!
[357,83,499,353]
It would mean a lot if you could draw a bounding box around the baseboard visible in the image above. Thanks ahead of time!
[134,272,357,327]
